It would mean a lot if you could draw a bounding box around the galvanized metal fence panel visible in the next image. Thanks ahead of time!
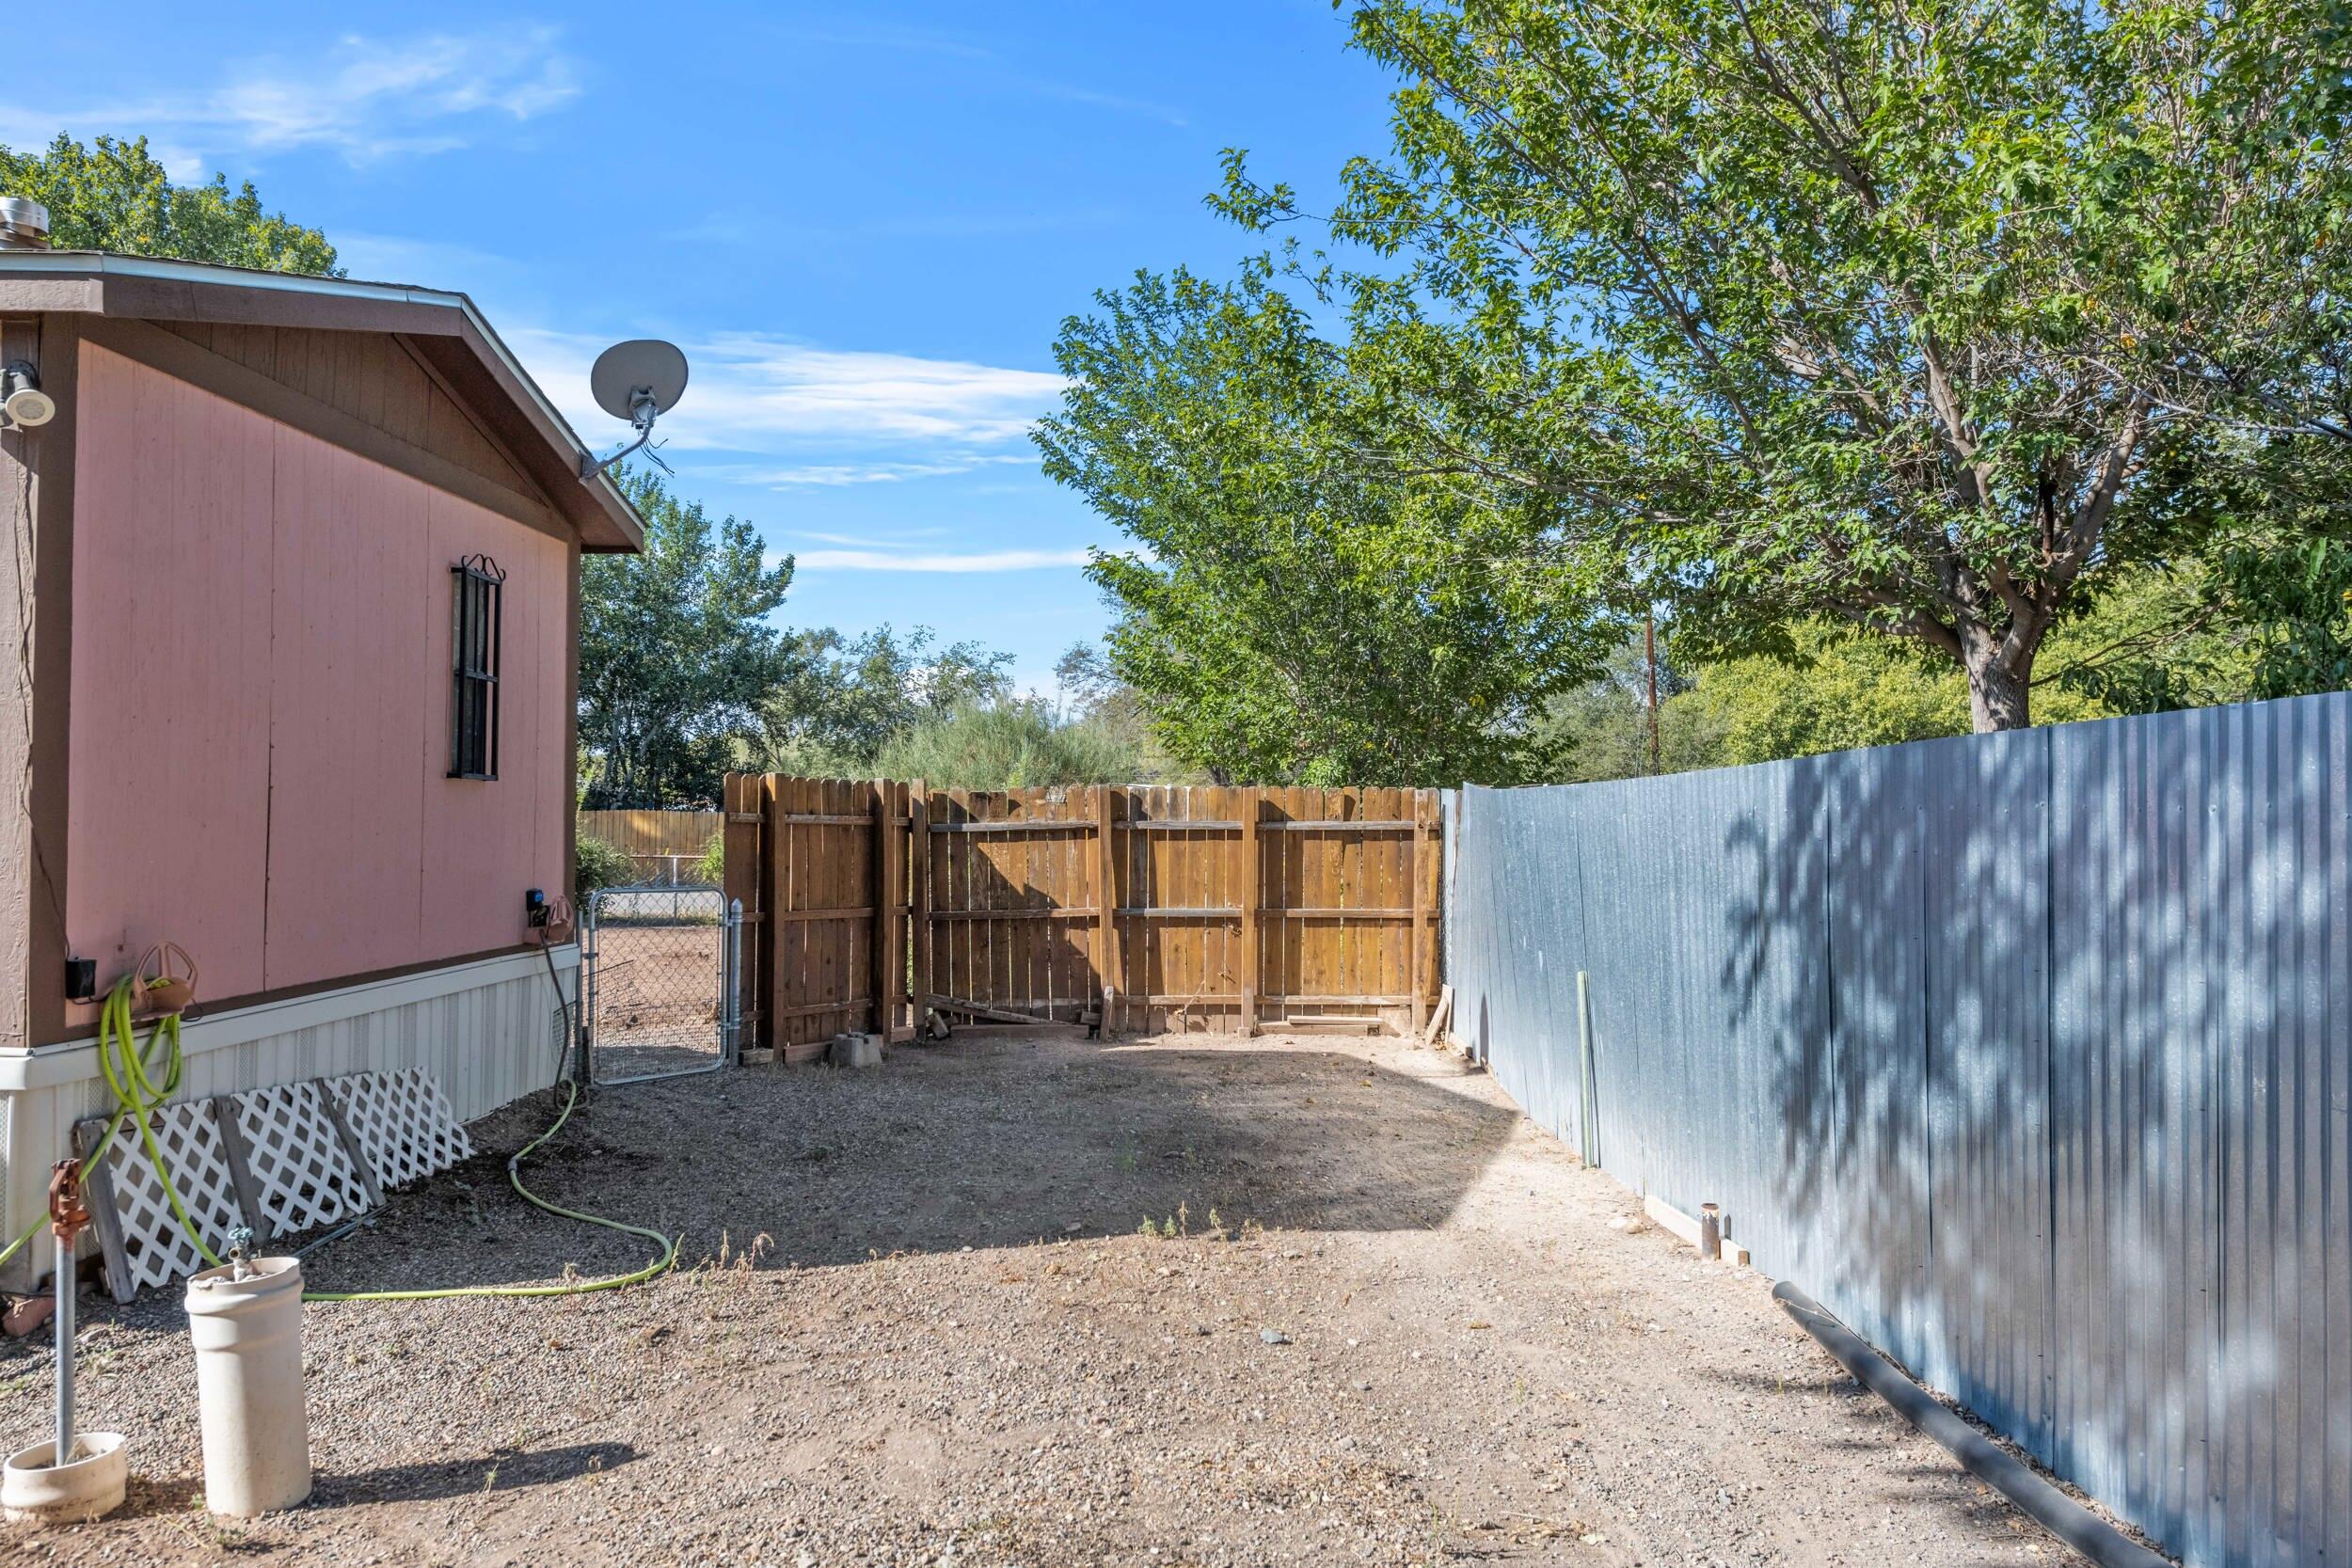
[1445,691,2352,1568]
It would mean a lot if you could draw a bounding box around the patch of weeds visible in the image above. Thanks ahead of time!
[1138,1201,1194,1240]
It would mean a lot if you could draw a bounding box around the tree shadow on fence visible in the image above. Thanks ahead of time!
[1722,695,2343,1568]
[1449,694,2351,1568]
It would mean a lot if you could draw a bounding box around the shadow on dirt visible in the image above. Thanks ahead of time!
[313,1441,639,1505]
[211,1026,1523,1293]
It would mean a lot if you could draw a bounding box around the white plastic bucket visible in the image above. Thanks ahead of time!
[183,1257,310,1515]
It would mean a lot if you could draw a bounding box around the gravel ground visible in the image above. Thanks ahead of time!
[1,1027,2072,1566]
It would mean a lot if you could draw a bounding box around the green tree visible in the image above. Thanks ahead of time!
[757,625,1014,774]
[579,469,792,806]
[1055,640,1195,781]
[1217,0,2352,732]
[0,134,337,273]
[2049,438,2352,709]
[1534,630,1728,781]
[1039,267,1613,785]
[1681,626,1975,765]
[870,701,1145,789]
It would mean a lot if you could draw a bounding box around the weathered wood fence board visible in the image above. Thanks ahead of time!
[723,775,1440,1051]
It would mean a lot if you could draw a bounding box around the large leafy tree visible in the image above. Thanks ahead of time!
[1039,267,1612,785]
[1217,0,2352,731]
[0,134,337,273]
[579,470,792,806]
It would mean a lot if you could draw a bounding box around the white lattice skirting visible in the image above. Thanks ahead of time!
[325,1068,476,1191]
[73,1099,246,1298]
[76,1066,478,1302]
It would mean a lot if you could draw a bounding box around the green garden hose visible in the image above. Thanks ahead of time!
[1,980,676,1303]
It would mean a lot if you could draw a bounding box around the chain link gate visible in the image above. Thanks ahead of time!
[580,883,742,1085]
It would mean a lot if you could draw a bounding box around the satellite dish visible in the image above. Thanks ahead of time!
[580,339,689,481]
[590,339,689,422]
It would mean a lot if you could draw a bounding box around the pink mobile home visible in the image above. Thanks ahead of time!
[0,238,643,1291]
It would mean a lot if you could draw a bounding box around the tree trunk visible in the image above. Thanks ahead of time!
[1962,646,2033,732]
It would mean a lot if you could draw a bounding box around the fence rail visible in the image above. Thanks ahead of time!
[725,776,1441,1054]
[1442,691,2352,1568]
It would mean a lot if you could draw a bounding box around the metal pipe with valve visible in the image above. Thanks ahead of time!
[0,1160,128,1525]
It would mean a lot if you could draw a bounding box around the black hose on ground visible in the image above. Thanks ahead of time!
[1771,1282,2169,1568]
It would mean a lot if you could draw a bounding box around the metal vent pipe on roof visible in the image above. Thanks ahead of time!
[0,198,52,250]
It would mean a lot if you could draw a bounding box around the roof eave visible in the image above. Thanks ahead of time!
[0,252,644,553]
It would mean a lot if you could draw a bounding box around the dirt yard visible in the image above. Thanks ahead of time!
[2,1028,2072,1566]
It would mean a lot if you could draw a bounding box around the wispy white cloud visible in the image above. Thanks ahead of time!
[780,548,1093,575]
[729,454,1038,489]
[785,527,954,546]
[510,328,1067,453]
[793,24,1187,126]
[0,29,580,165]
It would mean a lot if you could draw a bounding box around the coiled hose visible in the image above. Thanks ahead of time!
[1,980,676,1302]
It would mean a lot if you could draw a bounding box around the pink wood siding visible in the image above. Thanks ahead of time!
[67,344,572,1016]
[262,424,431,986]
[68,346,276,1001]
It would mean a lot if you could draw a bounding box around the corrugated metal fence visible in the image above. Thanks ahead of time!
[1443,691,2349,1568]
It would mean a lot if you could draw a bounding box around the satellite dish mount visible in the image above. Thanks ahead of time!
[580,339,690,482]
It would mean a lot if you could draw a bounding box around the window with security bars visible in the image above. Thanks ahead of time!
[449,554,504,780]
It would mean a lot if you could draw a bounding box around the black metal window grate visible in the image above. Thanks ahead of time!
[449,554,504,780]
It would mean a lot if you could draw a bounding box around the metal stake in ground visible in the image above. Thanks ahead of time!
[48,1161,87,1465]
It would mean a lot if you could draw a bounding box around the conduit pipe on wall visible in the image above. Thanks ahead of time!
[1772,1283,2167,1568]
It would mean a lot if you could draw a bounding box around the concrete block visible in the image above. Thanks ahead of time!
[829,1032,884,1069]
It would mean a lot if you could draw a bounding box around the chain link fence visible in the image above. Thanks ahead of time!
[581,883,741,1085]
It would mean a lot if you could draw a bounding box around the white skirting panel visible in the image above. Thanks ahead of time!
[0,945,577,1293]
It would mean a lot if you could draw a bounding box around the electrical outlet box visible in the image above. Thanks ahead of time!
[65,957,96,1003]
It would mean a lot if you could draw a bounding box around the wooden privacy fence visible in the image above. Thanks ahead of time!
[580,809,722,858]
[723,776,1441,1058]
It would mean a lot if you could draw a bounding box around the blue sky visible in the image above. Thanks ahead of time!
[8,5,1398,692]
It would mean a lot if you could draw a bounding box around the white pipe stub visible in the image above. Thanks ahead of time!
[1,1432,128,1525]
[184,1255,311,1516]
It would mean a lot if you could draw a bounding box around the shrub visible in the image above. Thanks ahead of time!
[691,831,725,887]
[575,830,638,898]
[870,701,1143,789]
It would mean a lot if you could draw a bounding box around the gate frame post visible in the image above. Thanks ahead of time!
[1238,789,1261,1037]
[723,896,743,1066]
[908,781,930,1038]
[1093,784,1120,1034]
[574,891,597,1086]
